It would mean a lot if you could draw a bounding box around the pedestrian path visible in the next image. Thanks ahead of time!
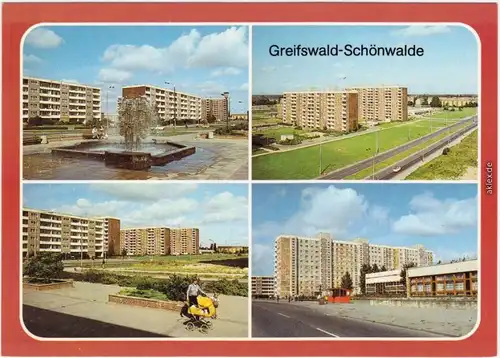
[23,282,248,338]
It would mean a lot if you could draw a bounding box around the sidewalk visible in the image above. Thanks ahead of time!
[295,300,477,337]
[23,282,248,338]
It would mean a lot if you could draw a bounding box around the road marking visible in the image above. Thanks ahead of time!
[315,327,340,337]
[277,313,291,318]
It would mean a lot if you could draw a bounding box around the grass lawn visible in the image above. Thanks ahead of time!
[125,262,248,275]
[348,122,472,179]
[252,119,459,179]
[132,253,247,262]
[406,130,478,180]
[428,107,477,119]
[253,127,306,140]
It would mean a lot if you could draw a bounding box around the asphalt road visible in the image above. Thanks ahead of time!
[371,123,477,179]
[252,301,441,338]
[320,116,476,179]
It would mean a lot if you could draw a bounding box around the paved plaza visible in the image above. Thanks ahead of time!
[23,282,249,338]
[23,133,249,180]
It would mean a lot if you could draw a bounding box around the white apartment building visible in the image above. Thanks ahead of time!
[274,234,332,298]
[251,276,275,297]
[22,77,101,124]
[275,233,434,296]
[121,85,202,124]
[348,86,408,122]
[281,90,359,133]
[22,208,111,259]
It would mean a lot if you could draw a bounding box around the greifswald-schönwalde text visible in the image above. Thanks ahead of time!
[268,44,425,57]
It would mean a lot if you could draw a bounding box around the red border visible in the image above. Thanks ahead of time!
[2,2,497,357]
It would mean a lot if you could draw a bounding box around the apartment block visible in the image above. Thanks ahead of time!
[22,77,101,124]
[122,85,202,124]
[281,91,359,133]
[274,234,332,298]
[274,233,433,297]
[22,208,118,259]
[202,97,228,122]
[119,227,200,256]
[348,86,408,122]
[252,276,275,298]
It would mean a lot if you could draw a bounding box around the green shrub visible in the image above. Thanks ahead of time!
[23,252,64,283]
[61,270,247,300]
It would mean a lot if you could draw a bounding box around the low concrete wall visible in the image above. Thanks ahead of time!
[369,297,477,310]
[23,279,74,291]
[109,294,184,312]
[152,146,196,166]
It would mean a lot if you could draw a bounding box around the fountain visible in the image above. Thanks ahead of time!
[51,96,196,171]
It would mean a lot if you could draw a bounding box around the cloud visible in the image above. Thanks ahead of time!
[253,185,374,240]
[202,191,248,224]
[195,81,227,95]
[42,185,248,245]
[25,28,63,48]
[210,67,241,77]
[261,66,277,73]
[252,243,274,276]
[98,68,132,84]
[89,183,198,201]
[239,82,249,91]
[391,192,477,236]
[392,25,451,37]
[101,26,248,74]
[61,79,79,84]
[23,54,42,64]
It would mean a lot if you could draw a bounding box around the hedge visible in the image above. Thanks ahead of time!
[61,270,248,300]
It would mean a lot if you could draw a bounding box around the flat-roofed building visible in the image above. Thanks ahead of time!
[348,86,408,122]
[202,97,228,122]
[281,90,359,133]
[252,276,275,298]
[407,260,478,298]
[120,227,200,256]
[22,208,116,259]
[275,232,433,296]
[365,269,405,296]
[22,77,101,124]
[122,85,202,124]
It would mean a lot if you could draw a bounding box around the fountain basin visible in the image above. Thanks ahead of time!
[51,140,196,171]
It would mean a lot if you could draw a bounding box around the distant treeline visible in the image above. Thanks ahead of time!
[252,95,282,106]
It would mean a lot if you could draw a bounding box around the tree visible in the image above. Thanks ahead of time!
[207,113,217,124]
[400,262,416,288]
[380,265,387,272]
[359,263,371,295]
[421,96,429,106]
[121,248,128,260]
[27,115,43,127]
[23,252,64,283]
[371,263,380,273]
[430,96,442,108]
[408,101,414,106]
[118,96,155,151]
[340,272,353,290]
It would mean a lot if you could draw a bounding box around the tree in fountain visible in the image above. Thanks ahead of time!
[118,96,155,151]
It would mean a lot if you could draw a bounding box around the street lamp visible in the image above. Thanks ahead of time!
[165,81,177,130]
[372,130,379,179]
[106,85,114,133]
[221,92,230,131]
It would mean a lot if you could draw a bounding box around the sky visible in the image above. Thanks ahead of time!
[23,25,249,113]
[252,25,478,95]
[23,183,249,247]
[252,184,478,276]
